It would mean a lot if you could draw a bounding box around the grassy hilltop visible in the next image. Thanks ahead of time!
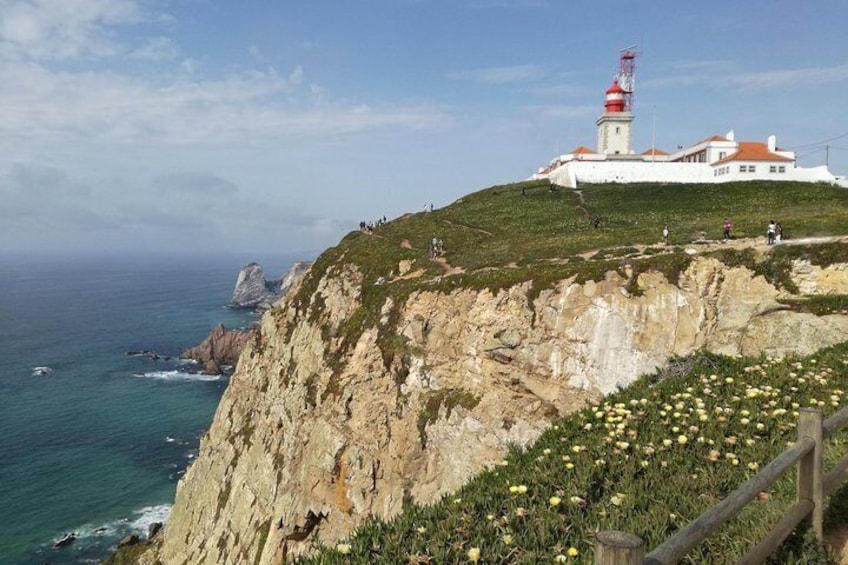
[285,180,848,564]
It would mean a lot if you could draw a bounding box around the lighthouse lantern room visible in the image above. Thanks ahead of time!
[596,47,638,156]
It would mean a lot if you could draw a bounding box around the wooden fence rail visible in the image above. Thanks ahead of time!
[595,406,848,564]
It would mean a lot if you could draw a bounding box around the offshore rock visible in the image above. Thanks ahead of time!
[229,261,313,311]
[180,324,250,375]
[228,263,279,311]
[147,256,848,565]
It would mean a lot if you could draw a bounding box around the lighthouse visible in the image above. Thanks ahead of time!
[596,48,637,156]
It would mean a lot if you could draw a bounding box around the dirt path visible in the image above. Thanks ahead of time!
[432,256,464,276]
[441,219,494,237]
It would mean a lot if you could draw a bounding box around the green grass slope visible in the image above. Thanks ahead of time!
[284,180,848,564]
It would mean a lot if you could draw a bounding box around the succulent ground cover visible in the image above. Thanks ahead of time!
[298,345,848,564]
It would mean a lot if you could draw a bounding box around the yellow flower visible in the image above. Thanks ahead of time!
[417,526,426,534]
[570,495,585,505]
[543,448,552,455]
[555,555,568,563]
[509,485,519,494]
[677,435,688,445]
[503,534,513,545]
[549,496,562,507]
[565,462,574,470]
[336,543,352,554]
[611,493,625,506]
[568,547,579,557]
[517,485,528,494]
[467,547,481,563]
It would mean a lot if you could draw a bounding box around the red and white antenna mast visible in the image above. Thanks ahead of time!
[617,45,638,112]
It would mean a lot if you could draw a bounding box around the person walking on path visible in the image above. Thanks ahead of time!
[723,218,732,242]
[767,220,777,245]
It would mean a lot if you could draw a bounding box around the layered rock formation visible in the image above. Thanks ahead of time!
[181,324,252,375]
[142,251,848,565]
[229,262,313,311]
[228,263,279,310]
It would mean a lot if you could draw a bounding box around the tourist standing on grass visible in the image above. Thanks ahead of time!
[775,222,783,243]
[662,225,669,242]
[767,220,776,245]
[723,218,732,242]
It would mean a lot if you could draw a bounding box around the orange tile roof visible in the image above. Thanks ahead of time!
[570,146,597,155]
[641,148,669,156]
[694,134,729,145]
[713,142,794,165]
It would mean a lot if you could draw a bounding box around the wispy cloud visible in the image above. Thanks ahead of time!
[0,61,451,147]
[643,61,848,92]
[449,64,544,84]
[0,0,140,60]
[129,36,180,61]
[723,64,848,89]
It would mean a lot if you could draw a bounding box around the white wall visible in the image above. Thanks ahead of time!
[547,160,839,188]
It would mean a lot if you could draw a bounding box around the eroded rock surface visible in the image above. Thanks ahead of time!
[145,256,848,565]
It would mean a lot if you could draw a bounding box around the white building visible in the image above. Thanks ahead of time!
[534,74,847,188]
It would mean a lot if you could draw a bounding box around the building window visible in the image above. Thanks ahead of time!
[779,166,786,173]
[719,152,726,160]
[740,165,747,172]
[749,165,756,173]
[615,127,620,134]
[770,166,776,173]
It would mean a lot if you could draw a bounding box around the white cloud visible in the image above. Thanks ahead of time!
[723,64,848,90]
[129,36,179,61]
[449,64,543,84]
[0,61,451,148]
[0,0,140,60]
[643,62,848,92]
[288,65,305,85]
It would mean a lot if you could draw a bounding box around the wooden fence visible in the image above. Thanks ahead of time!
[594,406,848,564]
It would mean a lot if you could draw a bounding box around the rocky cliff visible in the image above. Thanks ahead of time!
[140,244,848,565]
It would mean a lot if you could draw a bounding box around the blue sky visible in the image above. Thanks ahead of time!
[1,0,846,257]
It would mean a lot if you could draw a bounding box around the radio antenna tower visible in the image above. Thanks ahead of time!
[617,45,639,112]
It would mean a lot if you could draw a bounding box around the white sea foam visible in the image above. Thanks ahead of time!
[128,504,172,532]
[32,366,53,376]
[69,504,172,542]
[134,370,221,382]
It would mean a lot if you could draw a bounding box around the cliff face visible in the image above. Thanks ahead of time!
[147,255,848,565]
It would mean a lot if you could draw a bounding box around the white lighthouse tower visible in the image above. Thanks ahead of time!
[596,47,637,156]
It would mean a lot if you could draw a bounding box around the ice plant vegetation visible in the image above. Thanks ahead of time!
[297,345,848,563]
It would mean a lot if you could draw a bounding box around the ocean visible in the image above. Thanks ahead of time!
[0,253,299,564]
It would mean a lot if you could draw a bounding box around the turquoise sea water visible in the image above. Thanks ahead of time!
[0,253,298,564]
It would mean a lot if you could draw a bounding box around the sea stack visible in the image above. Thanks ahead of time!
[228,263,279,311]
[228,261,312,311]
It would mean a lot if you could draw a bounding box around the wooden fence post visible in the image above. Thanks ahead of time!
[595,530,644,565]
[798,408,823,541]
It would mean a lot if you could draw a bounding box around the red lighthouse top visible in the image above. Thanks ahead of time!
[604,79,626,113]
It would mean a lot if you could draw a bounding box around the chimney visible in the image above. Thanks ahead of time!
[725,130,735,141]
[767,135,776,152]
